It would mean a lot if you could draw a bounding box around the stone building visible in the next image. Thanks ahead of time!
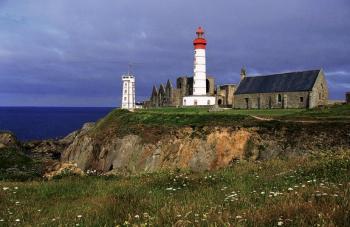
[217,84,236,107]
[233,69,328,109]
[148,75,217,107]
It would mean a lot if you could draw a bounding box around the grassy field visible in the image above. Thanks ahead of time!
[0,150,349,226]
[137,107,304,117]
[98,104,350,130]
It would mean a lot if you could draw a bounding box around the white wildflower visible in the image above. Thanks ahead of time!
[277,221,284,226]
[14,187,18,190]
[77,215,82,218]
[135,214,140,219]
[235,215,242,219]
[261,191,265,195]
[15,219,20,222]
[2,187,9,191]
[288,188,293,191]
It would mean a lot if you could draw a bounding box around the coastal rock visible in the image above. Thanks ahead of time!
[23,122,96,160]
[61,121,350,175]
[0,131,19,149]
[62,127,255,173]
[44,162,85,180]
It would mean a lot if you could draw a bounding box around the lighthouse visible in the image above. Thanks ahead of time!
[193,26,207,96]
[121,73,135,110]
[182,27,215,106]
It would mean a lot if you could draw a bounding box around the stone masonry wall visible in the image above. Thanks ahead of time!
[309,71,328,108]
[234,91,311,109]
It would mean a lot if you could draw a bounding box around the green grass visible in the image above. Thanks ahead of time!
[0,150,349,226]
[138,104,350,119]
[138,106,304,117]
[90,104,350,143]
[0,148,43,181]
[283,104,350,120]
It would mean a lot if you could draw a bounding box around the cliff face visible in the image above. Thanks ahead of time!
[61,122,350,174]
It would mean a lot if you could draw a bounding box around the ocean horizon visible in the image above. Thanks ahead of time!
[0,106,115,141]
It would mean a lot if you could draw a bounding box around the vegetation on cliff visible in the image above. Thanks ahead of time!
[92,104,350,142]
[0,147,43,181]
[1,150,349,226]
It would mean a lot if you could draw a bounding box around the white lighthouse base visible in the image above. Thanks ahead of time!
[182,96,216,106]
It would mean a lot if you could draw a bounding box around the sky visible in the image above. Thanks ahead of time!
[0,0,349,107]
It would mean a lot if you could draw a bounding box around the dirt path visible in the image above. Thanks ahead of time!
[250,115,324,123]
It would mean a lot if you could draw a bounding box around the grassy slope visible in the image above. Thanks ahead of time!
[91,104,350,142]
[0,150,349,226]
[0,148,43,181]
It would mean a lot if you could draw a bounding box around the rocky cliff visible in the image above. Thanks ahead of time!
[61,118,350,174]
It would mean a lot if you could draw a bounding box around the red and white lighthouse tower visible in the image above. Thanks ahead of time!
[182,27,215,106]
[193,27,207,95]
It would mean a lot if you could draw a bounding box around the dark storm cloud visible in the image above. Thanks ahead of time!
[0,0,349,106]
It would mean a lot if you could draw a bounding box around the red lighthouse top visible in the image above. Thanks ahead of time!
[193,26,207,49]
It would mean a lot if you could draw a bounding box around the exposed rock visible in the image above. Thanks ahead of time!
[23,122,96,161]
[44,162,85,180]
[0,131,20,149]
[61,121,350,175]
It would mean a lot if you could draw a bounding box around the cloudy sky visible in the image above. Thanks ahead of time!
[0,0,349,107]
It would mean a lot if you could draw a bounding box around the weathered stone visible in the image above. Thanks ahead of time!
[0,131,19,149]
[61,122,350,175]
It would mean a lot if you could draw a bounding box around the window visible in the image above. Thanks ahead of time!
[300,97,304,103]
[277,94,282,103]
[124,97,127,101]
[183,99,186,105]
[245,98,249,109]
[194,100,198,106]
[207,100,210,105]
[124,82,127,86]
[124,90,127,94]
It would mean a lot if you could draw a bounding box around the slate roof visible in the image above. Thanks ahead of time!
[235,70,320,95]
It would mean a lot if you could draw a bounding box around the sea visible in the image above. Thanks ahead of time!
[0,107,114,141]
